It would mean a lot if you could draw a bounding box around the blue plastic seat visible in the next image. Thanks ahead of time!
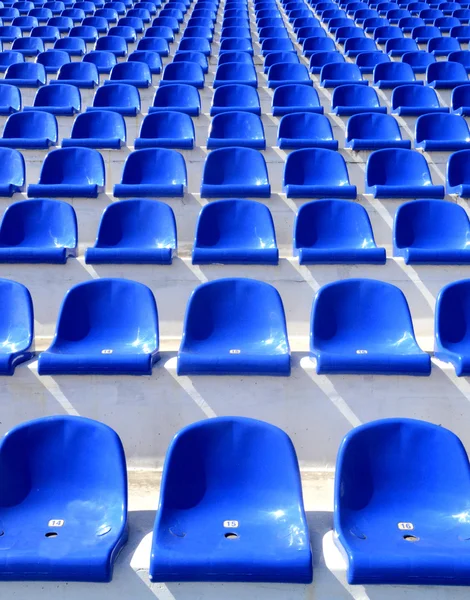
[207,111,265,149]
[257,16,283,28]
[36,49,69,74]
[38,279,159,375]
[277,112,337,150]
[0,25,21,41]
[454,8,470,22]
[28,147,105,197]
[264,51,299,74]
[394,199,470,264]
[426,59,468,87]
[150,83,200,116]
[160,61,204,88]
[0,147,25,195]
[261,38,295,55]
[80,15,108,34]
[0,9,20,23]
[104,0,126,13]
[328,16,354,31]
[365,148,444,197]
[321,62,367,86]
[354,8,379,23]
[29,8,54,23]
[218,51,253,67]
[448,50,470,74]
[94,7,118,23]
[309,50,344,74]
[183,25,213,41]
[302,36,336,56]
[1,62,45,87]
[150,415,313,579]
[346,112,410,149]
[420,7,443,21]
[272,83,323,116]
[267,62,311,88]
[0,198,76,263]
[213,62,257,88]
[401,50,436,74]
[26,84,80,117]
[201,147,270,198]
[298,24,326,42]
[87,83,140,116]
[118,16,143,33]
[221,25,251,39]
[51,61,98,88]
[161,8,183,22]
[135,111,194,149]
[0,84,21,115]
[86,199,176,264]
[192,199,277,265]
[127,7,151,22]
[371,24,401,43]
[427,36,460,56]
[210,84,260,116]
[0,280,29,373]
[114,148,187,197]
[435,15,460,32]
[179,36,211,56]
[356,50,390,74]
[30,24,59,41]
[373,60,420,88]
[48,15,73,32]
[107,24,137,43]
[0,52,24,75]
[0,110,57,149]
[69,24,98,43]
[399,16,425,32]
[311,279,430,374]
[43,0,64,14]
[135,1,157,13]
[63,110,125,149]
[415,113,470,150]
[174,50,208,73]
[127,50,162,75]
[344,36,377,56]
[412,24,441,42]
[436,279,470,374]
[451,23,470,40]
[452,83,470,116]
[385,37,418,56]
[447,148,470,195]
[386,7,410,22]
[177,280,290,376]
[392,83,448,115]
[83,50,116,75]
[283,148,356,198]
[54,37,86,56]
[12,15,38,32]
[294,199,385,264]
[105,61,151,88]
[95,34,127,57]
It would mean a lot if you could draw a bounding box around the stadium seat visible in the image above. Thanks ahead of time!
[261,38,295,55]
[298,24,327,42]
[0,52,24,75]
[47,15,73,33]
[69,24,98,43]
[0,25,22,42]
[173,50,207,73]
[144,25,174,43]
[31,24,60,42]
[86,199,177,264]
[108,24,137,43]
[412,24,441,43]
[192,199,278,265]
[126,50,162,75]
[302,36,336,57]
[373,61,420,88]
[38,279,160,375]
[437,279,470,375]
[272,83,323,116]
[127,7,151,22]
[294,199,385,264]
[334,418,470,583]
[453,8,470,23]
[373,24,403,43]
[43,1,65,14]
[447,148,470,195]
[36,49,69,74]
[448,50,470,73]
[213,62,257,88]
[0,84,21,115]
[428,36,460,56]
[0,9,20,23]
[51,61,98,88]
[451,83,470,115]
[183,25,213,41]
[385,37,418,56]
[355,50,390,74]
[210,84,260,116]
[394,199,470,264]
[152,16,179,33]
[54,37,87,57]
[264,51,299,74]
[114,148,187,197]
[62,110,125,149]
[95,34,127,57]
[134,111,195,149]
[28,147,105,197]
[398,17,426,33]
[320,62,367,87]
[105,61,152,87]
[104,1,126,14]
[415,113,470,150]
[150,416,312,580]
[277,112,338,150]
[420,7,443,22]
[83,50,116,75]
[160,61,204,88]
[331,83,386,115]
[201,147,270,198]
[0,279,32,373]
[0,198,76,263]
[118,16,144,34]
[426,60,469,87]
[401,50,435,75]
[309,50,344,74]
[344,37,377,57]
[386,7,410,23]
[0,110,57,149]
[29,8,54,23]
[11,36,44,56]
[283,148,356,198]
[207,112,265,149]
[1,62,45,87]
[179,37,211,56]
[365,148,444,198]
[218,54,254,69]
[450,24,470,41]
[88,83,140,116]
[94,7,118,23]
[177,279,290,376]
[0,147,25,196]
[392,83,448,115]
[149,83,200,116]
[310,279,431,374]
[346,112,410,149]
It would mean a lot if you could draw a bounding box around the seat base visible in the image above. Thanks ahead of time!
[284,184,357,198]
[201,183,271,198]
[367,184,445,198]
[85,247,174,264]
[312,349,432,375]
[177,351,291,376]
[38,351,160,375]
[192,247,279,265]
[297,247,386,264]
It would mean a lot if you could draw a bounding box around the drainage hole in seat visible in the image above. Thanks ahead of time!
[403,535,419,542]
[225,532,238,539]
[45,532,58,538]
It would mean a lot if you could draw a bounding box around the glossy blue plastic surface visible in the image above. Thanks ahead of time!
[160,61,204,88]
[294,199,385,264]
[12,15,38,32]
[208,111,265,149]
[210,83,260,116]
[63,110,126,149]
[264,50,299,74]
[47,16,73,33]
[114,148,187,197]
[344,37,377,57]
[95,35,127,57]
[178,37,210,56]
[320,62,367,87]
[88,83,140,116]
[400,50,435,75]
[428,36,460,56]
[51,61,98,88]
[346,112,410,149]
[177,278,290,375]
[174,50,209,74]
[38,278,160,375]
[11,37,44,56]
[283,148,356,198]
[0,110,56,149]
[311,279,431,374]
[267,62,312,88]
[331,83,385,115]
[83,50,117,75]
[0,147,25,196]
[150,83,200,116]
[135,110,194,149]
[426,59,469,88]
[272,83,323,116]
[0,278,32,374]
[355,51,390,74]
[0,25,22,41]
[192,199,278,265]
[0,52,24,75]
[69,24,99,43]
[86,199,176,264]
[28,147,105,198]
[373,60,420,88]
[201,147,270,198]
[394,199,470,264]
[302,36,336,56]
[0,84,21,115]
[451,23,470,40]
[54,37,87,57]
[448,50,470,74]
[365,148,444,198]
[0,62,45,87]
[415,113,470,150]
[391,83,448,115]
[150,416,311,581]
[278,112,338,149]
[36,50,70,75]
[213,62,257,88]
[105,61,151,87]
[0,198,77,263]
[31,24,60,42]
[447,148,470,195]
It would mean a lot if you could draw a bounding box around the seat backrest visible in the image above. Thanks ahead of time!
[83,50,117,70]
[5,61,45,83]
[279,111,334,139]
[121,148,187,185]
[0,278,32,349]
[39,147,105,186]
[203,147,268,184]
[437,280,470,346]
[374,60,415,81]
[427,59,468,81]
[284,147,351,185]
[416,112,470,141]
[321,61,363,81]
[273,83,321,107]
[392,82,440,108]
[34,83,80,110]
[58,61,98,83]
[3,110,57,140]
[70,110,126,141]
[366,148,433,185]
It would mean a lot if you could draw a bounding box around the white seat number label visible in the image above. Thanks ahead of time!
[229,349,240,354]
[223,520,239,528]
[398,522,414,530]
[48,520,64,527]
[356,349,368,354]
[101,349,113,354]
